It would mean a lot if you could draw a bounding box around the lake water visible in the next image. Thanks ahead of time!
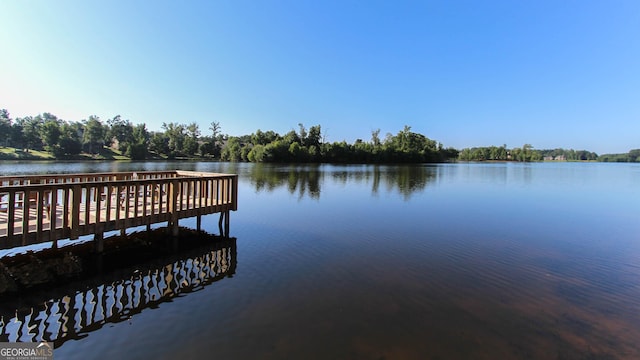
[1,161,639,359]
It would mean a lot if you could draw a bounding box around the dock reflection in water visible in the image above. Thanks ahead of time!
[0,237,236,348]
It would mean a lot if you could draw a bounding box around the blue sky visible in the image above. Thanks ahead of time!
[1,0,638,154]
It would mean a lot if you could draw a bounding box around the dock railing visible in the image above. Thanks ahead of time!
[0,171,238,250]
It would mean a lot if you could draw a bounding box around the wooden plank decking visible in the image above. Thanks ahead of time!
[0,171,238,250]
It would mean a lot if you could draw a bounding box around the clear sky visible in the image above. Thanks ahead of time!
[1,0,638,154]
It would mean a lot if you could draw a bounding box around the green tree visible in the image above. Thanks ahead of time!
[251,129,279,145]
[198,135,220,157]
[288,142,307,161]
[306,125,322,148]
[209,121,222,153]
[458,148,472,161]
[58,122,82,155]
[19,116,43,151]
[126,143,147,160]
[132,123,150,146]
[521,144,533,162]
[40,114,62,151]
[282,130,300,145]
[9,120,24,148]
[162,122,186,156]
[187,122,200,139]
[472,147,488,161]
[83,116,106,154]
[247,144,266,162]
[263,140,290,161]
[183,122,200,155]
[183,137,199,155]
[298,123,307,144]
[509,147,520,161]
[210,121,221,139]
[0,109,12,147]
[126,124,150,160]
[107,115,135,152]
[221,136,243,161]
[371,129,381,147]
[149,132,169,156]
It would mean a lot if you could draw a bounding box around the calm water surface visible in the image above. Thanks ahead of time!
[1,161,639,359]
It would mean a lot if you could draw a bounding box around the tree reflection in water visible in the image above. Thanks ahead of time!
[247,164,438,201]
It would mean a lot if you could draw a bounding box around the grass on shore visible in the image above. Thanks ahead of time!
[0,146,129,161]
[0,146,214,161]
[0,147,55,160]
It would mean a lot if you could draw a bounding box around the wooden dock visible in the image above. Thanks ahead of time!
[0,170,238,251]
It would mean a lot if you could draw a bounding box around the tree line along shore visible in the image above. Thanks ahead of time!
[0,109,637,163]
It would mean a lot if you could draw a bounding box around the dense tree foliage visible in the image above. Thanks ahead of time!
[0,109,10,147]
[538,148,598,161]
[221,124,458,163]
[3,107,622,163]
[83,116,107,154]
[0,109,149,158]
[458,145,598,162]
[598,149,640,162]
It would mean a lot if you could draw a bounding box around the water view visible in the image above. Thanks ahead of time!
[1,161,639,359]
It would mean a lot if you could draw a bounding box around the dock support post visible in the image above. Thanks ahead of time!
[224,211,230,237]
[218,212,224,236]
[218,211,230,238]
[94,232,104,253]
[197,215,201,232]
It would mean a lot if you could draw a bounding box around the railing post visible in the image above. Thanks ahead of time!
[70,185,81,240]
[105,185,112,223]
[232,175,238,211]
[83,187,90,227]
[7,190,15,241]
[22,191,30,245]
[37,189,45,242]
[222,178,228,205]
[50,188,58,248]
[168,179,179,237]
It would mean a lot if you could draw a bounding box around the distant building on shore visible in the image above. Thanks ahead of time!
[544,155,566,161]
